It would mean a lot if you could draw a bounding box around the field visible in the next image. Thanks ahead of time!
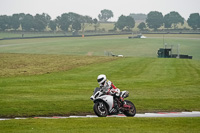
[0,34,200,59]
[0,34,200,132]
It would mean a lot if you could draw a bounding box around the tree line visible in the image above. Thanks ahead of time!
[0,10,200,32]
[144,11,200,31]
[115,11,200,31]
[0,12,96,32]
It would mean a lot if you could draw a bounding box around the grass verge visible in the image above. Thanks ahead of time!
[0,117,199,133]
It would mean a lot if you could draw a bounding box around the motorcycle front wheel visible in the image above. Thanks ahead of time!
[123,100,136,117]
[93,102,108,117]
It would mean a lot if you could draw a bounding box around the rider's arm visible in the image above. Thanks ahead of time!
[100,86,111,95]
[110,83,120,96]
[111,83,117,89]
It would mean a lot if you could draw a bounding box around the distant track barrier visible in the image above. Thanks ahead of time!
[0,32,200,40]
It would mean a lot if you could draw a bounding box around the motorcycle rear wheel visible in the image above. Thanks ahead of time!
[123,100,136,117]
[93,102,108,117]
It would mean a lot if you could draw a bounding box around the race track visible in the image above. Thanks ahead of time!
[0,111,200,121]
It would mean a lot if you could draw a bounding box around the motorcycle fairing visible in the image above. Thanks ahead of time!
[94,95,114,112]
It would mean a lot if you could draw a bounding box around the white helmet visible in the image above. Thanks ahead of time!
[97,74,107,86]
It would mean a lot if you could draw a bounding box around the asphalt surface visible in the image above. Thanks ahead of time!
[0,111,200,121]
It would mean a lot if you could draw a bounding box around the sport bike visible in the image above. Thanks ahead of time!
[90,87,136,117]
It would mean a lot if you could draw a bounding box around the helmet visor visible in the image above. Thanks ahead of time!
[97,77,104,83]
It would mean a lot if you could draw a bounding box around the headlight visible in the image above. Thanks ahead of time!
[90,95,94,100]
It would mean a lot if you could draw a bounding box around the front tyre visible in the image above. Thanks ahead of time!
[123,100,136,117]
[93,102,108,117]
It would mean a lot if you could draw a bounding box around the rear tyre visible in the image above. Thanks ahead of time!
[123,100,136,117]
[93,102,108,117]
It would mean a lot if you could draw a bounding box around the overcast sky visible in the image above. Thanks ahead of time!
[0,0,199,21]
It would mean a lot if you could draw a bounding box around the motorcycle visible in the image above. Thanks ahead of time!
[90,87,136,117]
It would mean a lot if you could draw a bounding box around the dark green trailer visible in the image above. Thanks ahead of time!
[157,48,172,58]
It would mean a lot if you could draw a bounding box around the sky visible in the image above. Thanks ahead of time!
[0,0,200,21]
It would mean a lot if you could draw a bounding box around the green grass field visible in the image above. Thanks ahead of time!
[0,117,199,133]
[0,34,200,59]
[0,55,200,117]
[0,34,200,132]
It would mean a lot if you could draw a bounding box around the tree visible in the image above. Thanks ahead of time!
[115,15,126,30]
[0,15,11,31]
[93,18,99,32]
[11,14,20,30]
[98,9,113,22]
[146,11,163,30]
[68,12,80,22]
[57,13,71,32]
[80,15,93,33]
[115,15,135,31]
[187,13,200,30]
[72,20,81,31]
[38,13,50,31]
[126,16,135,30]
[57,12,86,32]
[18,13,25,23]
[21,14,34,31]
[137,22,146,31]
[33,13,50,31]
[164,11,184,29]
[163,14,172,28]
[68,12,85,32]
[66,12,82,32]
[49,20,57,31]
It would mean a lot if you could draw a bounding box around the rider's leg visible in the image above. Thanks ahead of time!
[120,97,131,108]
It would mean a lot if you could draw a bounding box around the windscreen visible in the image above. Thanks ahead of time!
[93,87,100,94]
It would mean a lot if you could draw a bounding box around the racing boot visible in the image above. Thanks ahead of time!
[121,98,131,109]
[122,101,131,108]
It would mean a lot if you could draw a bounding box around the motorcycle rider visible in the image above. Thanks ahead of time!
[97,74,130,108]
